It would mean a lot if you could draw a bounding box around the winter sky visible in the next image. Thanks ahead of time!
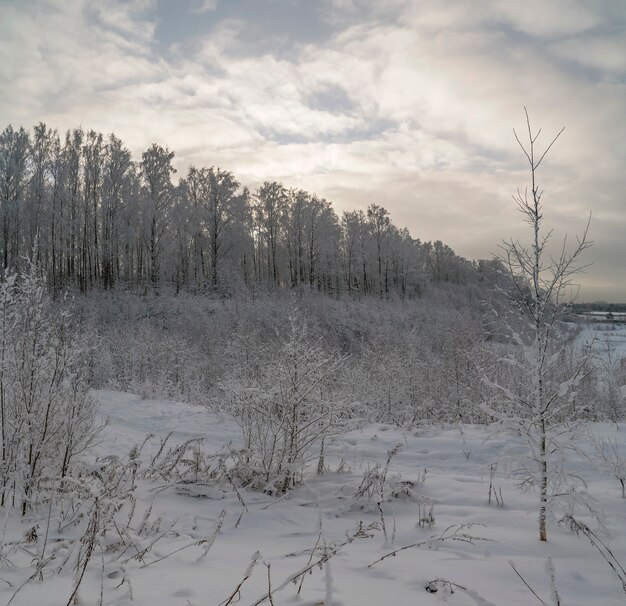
[1,0,625,300]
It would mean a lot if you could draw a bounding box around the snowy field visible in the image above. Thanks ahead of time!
[576,321,626,362]
[1,391,626,606]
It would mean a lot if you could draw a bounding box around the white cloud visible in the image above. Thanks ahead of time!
[191,0,219,14]
[552,34,626,72]
[491,0,601,37]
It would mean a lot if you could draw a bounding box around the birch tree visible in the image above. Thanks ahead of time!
[483,109,592,541]
[206,167,245,289]
[254,182,287,286]
[140,144,175,293]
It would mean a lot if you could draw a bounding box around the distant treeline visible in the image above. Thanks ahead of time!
[0,123,485,297]
[572,303,626,313]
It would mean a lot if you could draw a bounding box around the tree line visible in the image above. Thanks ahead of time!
[0,123,478,296]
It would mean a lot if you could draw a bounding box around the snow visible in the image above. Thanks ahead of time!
[577,322,626,362]
[2,390,626,605]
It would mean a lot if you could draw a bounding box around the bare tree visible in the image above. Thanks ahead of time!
[483,109,592,541]
[140,144,175,293]
[254,182,287,286]
[0,126,30,274]
[367,204,390,298]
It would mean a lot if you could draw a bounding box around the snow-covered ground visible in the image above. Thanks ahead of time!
[2,391,626,605]
[576,321,626,362]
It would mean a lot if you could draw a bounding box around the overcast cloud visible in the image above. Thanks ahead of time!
[1,0,624,300]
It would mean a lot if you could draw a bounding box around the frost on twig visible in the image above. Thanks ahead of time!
[368,523,490,568]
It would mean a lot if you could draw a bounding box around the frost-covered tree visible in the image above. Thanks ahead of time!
[101,134,133,290]
[483,110,592,541]
[183,166,247,289]
[254,181,288,286]
[367,204,390,298]
[140,144,175,293]
[0,126,30,273]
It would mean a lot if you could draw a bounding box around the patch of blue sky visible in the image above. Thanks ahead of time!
[154,0,335,56]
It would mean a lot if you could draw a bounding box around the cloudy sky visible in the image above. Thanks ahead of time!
[1,0,625,300]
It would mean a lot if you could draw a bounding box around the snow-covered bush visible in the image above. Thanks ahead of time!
[224,309,347,493]
[0,265,98,513]
[588,432,626,498]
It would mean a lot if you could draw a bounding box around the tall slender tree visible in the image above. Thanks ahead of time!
[140,144,175,293]
[0,126,30,273]
[483,110,591,542]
